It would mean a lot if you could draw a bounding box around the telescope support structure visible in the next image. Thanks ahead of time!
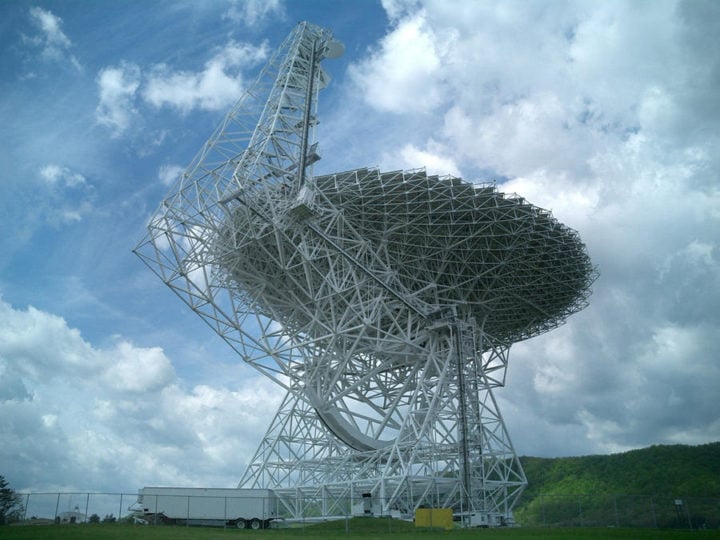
[239,312,527,525]
[135,20,595,528]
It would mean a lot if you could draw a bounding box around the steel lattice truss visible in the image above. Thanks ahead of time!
[135,22,596,526]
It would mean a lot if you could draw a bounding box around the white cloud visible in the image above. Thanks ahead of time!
[102,342,175,394]
[26,6,82,70]
[57,209,82,223]
[95,41,268,136]
[223,0,285,26]
[158,164,185,186]
[347,0,713,182]
[95,62,141,136]
[40,164,86,187]
[0,297,281,491]
[442,93,599,180]
[143,41,268,113]
[0,301,100,382]
[28,7,71,51]
[349,13,449,113]
[34,164,94,225]
[381,0,421,21]
[381,140,462,177]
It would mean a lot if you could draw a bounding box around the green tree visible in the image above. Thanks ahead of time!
[0,476,24,525]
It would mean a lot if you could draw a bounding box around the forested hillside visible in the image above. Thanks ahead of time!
[520,442,720,498]
[514,442,720,527]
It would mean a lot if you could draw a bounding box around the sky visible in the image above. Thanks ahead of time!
[0,0,718,494]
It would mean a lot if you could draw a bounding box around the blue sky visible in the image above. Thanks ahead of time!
[1,0,719,494]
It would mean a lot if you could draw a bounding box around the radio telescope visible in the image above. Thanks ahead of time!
[135,22,595,526]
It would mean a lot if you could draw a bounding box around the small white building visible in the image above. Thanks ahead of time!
[58,506,86,523]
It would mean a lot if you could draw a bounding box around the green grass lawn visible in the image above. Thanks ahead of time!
[4,519,719,540]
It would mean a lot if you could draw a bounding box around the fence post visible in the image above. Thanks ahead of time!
[613,494,619,527]
[54,493,61,522]
[85,493,90,523]
[345,500,349,533]
[578,495,583,527]
[119,493,124,523]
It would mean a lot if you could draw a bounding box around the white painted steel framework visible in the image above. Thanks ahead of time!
[135,22,596,526]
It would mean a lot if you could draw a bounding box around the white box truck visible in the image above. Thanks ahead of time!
[132,487,277,529]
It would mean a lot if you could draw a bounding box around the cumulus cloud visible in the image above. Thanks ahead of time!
[95,41,267,135]
[101,342,175,394]
[381,0,421,21]
[143,41,268,113]
[349,14,449,114]
[345,1,717,180]
[444,94,597,180]
[95,62,141,137]
[0,297,280,492]
[25,6,82,71]
[381,140,462,177]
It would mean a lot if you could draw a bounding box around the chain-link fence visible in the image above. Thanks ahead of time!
[20,492,134,525]
[514,493,719,530]
[15,491,415,531]
[12,491,720,531]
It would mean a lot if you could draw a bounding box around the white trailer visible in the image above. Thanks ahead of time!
[132,487,277,529]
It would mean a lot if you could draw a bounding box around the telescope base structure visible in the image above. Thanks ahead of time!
[239,320,527,526]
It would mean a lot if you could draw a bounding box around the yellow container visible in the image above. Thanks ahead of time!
[414,507,453,530]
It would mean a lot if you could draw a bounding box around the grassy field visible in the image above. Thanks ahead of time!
[5,519,719,540]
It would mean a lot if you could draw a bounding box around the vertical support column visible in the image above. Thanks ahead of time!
[473,344,527,524]
[452,316,527,526]
[454,321,472,518]
[297,37,318,192]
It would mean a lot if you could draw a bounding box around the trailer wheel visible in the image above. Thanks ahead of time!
[235,518,246,529]
[250,518,262,530]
